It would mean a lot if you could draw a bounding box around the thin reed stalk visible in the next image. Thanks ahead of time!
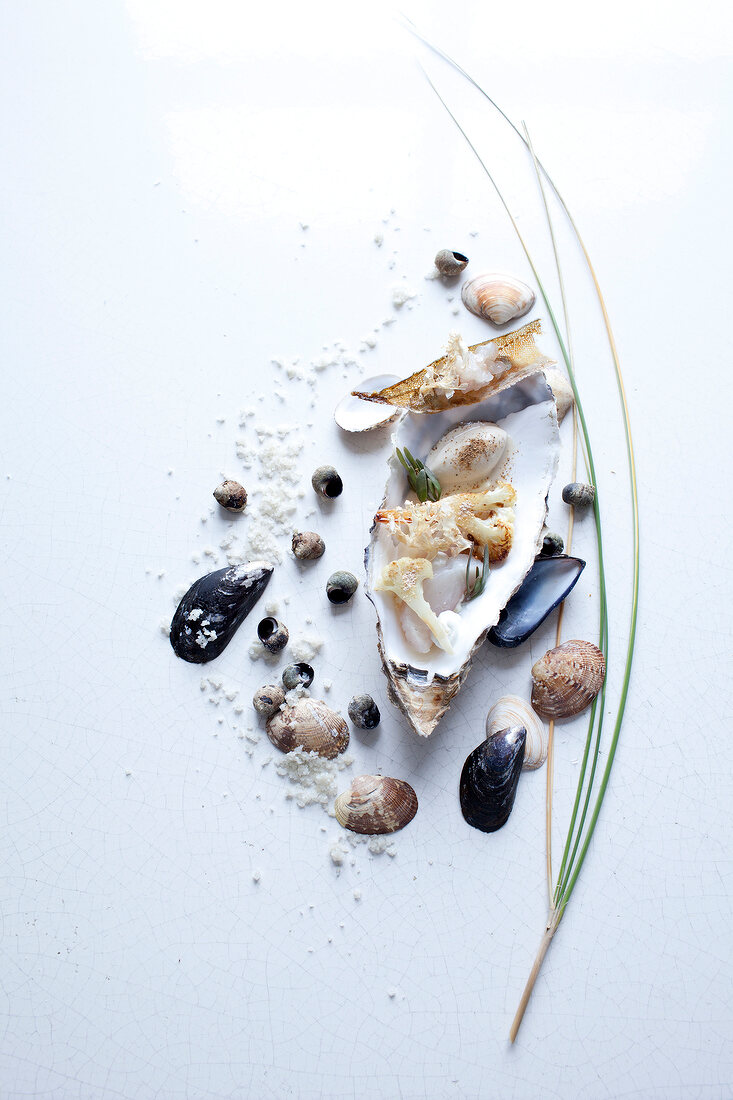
[412,38,640,1042]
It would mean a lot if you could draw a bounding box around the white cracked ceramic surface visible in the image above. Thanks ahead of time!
[1,2,731,1098]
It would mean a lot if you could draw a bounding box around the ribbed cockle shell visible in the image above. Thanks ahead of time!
[487,695,547,770]
[461,273,535,326]
[531,639,605,719]
[266,699,349,759]
[334,775,418,835]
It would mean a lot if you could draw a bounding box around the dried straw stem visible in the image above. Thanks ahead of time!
[509,908,562,1043]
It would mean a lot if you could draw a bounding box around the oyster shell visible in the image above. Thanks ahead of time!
[334,775,418,835]
[459,725,526,832]
[531,639,605,719]
[353,320,553,413]
[487,695,547,770]
[365,353,560,738]
[461,273,535,326]
[170,561,273,663]
[266,698,349,759]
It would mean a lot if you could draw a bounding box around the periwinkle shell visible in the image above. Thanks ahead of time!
[257,616,289,654]
[170,561,273,664]
[488,555,585,648]
[282,663,314,690]
[459,725,526,833]
[562,481,595,509]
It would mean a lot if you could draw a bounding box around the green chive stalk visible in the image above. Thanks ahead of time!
[413,50,640,1043]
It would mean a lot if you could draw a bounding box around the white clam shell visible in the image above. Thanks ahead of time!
[461,272,536,326]
[486,694,547,770]
[335,374,401,432]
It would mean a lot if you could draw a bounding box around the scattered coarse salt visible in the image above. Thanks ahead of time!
[252,870,262,884]
[282,684,309,708]
[275,748,353,811]
[291,632,324,663]
[329,841,349,867]
[392,284,417,308]
[367,836,397,857]
[353,889,362,901]
[248,640,279,664]
[235,421,303,563]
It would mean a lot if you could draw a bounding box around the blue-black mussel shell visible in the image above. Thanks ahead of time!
[170,560,273,664]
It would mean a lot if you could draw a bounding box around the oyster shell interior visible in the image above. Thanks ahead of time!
[366,372,560,737]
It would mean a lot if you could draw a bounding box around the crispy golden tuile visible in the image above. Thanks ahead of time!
[352,320,551,412]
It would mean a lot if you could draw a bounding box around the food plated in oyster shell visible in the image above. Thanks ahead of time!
[362,322,561,737]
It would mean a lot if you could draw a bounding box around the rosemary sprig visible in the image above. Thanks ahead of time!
[464,545,490,601]
[414,47,639,1044]
[395,447,442,502]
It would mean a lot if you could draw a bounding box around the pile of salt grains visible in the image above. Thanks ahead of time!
[163,217,475,868]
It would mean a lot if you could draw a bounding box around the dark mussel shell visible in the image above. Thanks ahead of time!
[170,560,273,663]
[488,555,585,648]
[459,725,526,833]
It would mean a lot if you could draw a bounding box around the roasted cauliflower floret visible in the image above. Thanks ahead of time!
[374,557,457,654]
[376,483,515,562]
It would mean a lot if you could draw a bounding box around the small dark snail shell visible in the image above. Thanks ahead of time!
[539,532,564,557]
[282,662,314,690]
[434,249,469,277]
[562,482,596,509]
[326,571,358,604]
[252,684,285,719]
[311,465,343,499]
[292,531,326,560]
[348,694,380,729]
[257,616,289,654]
[213,479,247,512]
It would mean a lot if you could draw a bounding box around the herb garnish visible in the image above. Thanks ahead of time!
[464,545,490,601]
[395,447,442,503]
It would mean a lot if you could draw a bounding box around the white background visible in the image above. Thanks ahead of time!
[1,2,732,1098]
